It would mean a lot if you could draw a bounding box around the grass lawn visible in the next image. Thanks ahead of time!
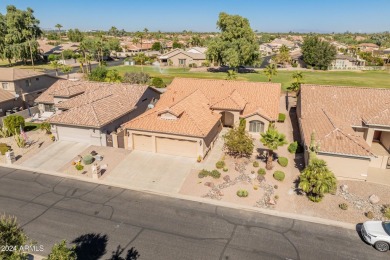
[111,65,390,91]
[0,59,52,70]
[24,122,41,132]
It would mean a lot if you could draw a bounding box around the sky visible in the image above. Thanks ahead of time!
[1,0,390,33]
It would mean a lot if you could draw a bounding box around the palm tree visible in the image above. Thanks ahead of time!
[51,60,60,76]
[225,70,237,80]
[260,125,288,170]
[263,64,278,82]
[55,24,64,61]
[77,57,84,74]
[299,158,337,202]
[287,72,304,95]
[61,65,73,79]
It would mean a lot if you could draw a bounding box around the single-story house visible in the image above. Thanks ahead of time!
[297,84,390,180]
[159,49,206,67]
[122,78,281,158]
[358,43,380,53]
[45,82,160,146]
[0,68,59,113]
[330,54,366,70]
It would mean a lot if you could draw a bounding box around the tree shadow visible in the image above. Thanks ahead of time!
[288,107,302,143]
[108,245,140,260]
[72,233,108,260]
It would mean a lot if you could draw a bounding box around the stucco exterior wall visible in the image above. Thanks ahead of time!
[168,53,205,67]
[244,114,270,135]
[380,131,390,151]
[317,153,370,180]
[14,75,58,106]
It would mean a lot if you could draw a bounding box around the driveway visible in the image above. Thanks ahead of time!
[105,151,195,193]
[21,141,90,171]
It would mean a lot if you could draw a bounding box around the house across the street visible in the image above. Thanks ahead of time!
[37,81,161,146]
[123,78,281,158]
[297,84,390,180]
[158,48,207,67]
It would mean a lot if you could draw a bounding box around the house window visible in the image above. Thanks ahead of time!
[2,82,8,90]
[249,120,264,133]
[44,104,55,112]
[25,80,31,87]
[179,59,186,66]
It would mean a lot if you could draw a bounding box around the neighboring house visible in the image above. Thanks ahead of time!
[290,50,305,68]
[47,82,161,146]
[259,44,274,56]
[358,43,380,53]
[331,41,348,51]
[297,84,390,180]
[330,54,366,70]
[0,68,59,109]
[38,40,80,58]
[122,78,281,158]
[186,47,207,54]
[158,49,206,67]
[269,38,296,51]
[35,79,102,113]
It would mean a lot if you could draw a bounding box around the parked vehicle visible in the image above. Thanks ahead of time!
[361,221,390,252]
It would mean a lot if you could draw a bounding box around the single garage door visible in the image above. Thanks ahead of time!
[133,134,153,152]
[57,126,91,144]
[156,137,197,158]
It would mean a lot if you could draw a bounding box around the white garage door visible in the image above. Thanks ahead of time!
[57,126,91,144]
[156,137,197,158]
[133,134,153,152]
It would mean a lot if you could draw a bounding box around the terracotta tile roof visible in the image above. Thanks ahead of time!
[0,68,45,81]
[0,89,16,103]
[49,83,149,128]
[159,49,206,60]
[299,84,390,157]
[123,78,281,137]
[35,80,100,104]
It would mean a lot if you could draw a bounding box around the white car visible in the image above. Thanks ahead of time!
[361,221,390,252]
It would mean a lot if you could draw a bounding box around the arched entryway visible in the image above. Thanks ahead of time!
[220,111,234,127]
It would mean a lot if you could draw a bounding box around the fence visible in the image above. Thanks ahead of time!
[328,66,387,71]
[0,106,39,126]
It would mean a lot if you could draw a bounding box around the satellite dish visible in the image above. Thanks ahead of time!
[147,104,155,109]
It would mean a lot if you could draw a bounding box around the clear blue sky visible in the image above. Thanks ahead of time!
[1,0,390,33]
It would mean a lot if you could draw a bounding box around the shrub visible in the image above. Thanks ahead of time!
[274,195,279,200]
[257,168,266,175]
[209,170,221,179]
[273,171,285,181]
[75,164,84,171]
[0,143,10,155]
[201,61,210,67]
[292,63,298,68]
[215,160,225,169]
[288,141,298,154]
[365,211,374,219]
[274,185,278,189]
[253,161,259,167]
[382,205,390,219]
[236,189,249,197]
[14,134,26,148]
[339,203,348,210]
[89,66,108,82]
[3,115,25,135]
[48,54,58,61]
[278,157,288,167]
[40,122,51,134]
[278,113,286,122]
[151,77,165,88]
[198,169,210,178]
[122,72,150,84]
[83,155,94,165]
[197,156,202,163]
[223,167,228,172]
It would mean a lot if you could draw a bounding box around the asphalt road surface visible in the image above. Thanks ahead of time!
[0,166,388,260]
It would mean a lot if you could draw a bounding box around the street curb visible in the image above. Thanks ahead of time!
[1,163,357,231]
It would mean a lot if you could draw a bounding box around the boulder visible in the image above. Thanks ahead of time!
[257,175,265,183]
[223,175,231,182]
[340,184,348,193]
[267,198,276,205]
[217,190,224,197]
[204,182,215,188]
[369,194,380,204]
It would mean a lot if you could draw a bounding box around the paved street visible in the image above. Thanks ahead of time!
[0,166,388,260]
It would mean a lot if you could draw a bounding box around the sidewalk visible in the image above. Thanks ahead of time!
[0,162,357,231]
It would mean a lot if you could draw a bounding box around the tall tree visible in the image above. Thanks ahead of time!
[223,119,254,158]
[274,44,291,65]
[287,71,304,94]
[108,26,119,36]
[61,65,72,79]
[302,35,336,70]
[67,28,84,42]
[299,158,337,202]
[263,64,278,82]
[260,124,287,170]
[206,12,259,69]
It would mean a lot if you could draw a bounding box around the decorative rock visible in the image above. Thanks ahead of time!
[340,184,348,193]
[223,175,231,182]
[204,182,215,188]
[217,190,224,196]
[257,175,265,183]
[267,198,276,205]
[369,194,380,204]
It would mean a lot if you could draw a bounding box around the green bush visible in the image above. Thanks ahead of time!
[198,169,210,178]
[365,211,374,219]
[209,170,221,179]
[223,167,228,172]
[122,72,150,84]
[83,155,94,165]
[89,66,108,82]
[236,189,249,197]
[273,171,285,181]
[278,157,288,167]
[253,161,259,167]
[382,205,390,219]
[215,160,225,169]
[40,122,51,134]
[257,168,266,175]
[3,115,25,135]
[274,185,278,189]
[0,143,10,155]
[151,77,165,88]
[339,203,348,210]
[75,164,84,171]
[292,63,298,68]
[278,113,286,122]
[201,61,210,67]
[288,141,298,154]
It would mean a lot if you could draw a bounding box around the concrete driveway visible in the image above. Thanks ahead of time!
[105,151,195,193]
[21,141,90,171]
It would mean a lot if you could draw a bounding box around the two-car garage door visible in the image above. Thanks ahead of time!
[132,134,198,158]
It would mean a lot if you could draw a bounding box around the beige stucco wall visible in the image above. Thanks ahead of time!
[244,114,270,135]
[168,53,205,67]
[317,153,370,180]
[213,109,240,126]
[380,131,390,151]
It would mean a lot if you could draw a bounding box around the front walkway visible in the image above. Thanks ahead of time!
[366,167,390,186]
[105,151,195,193]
